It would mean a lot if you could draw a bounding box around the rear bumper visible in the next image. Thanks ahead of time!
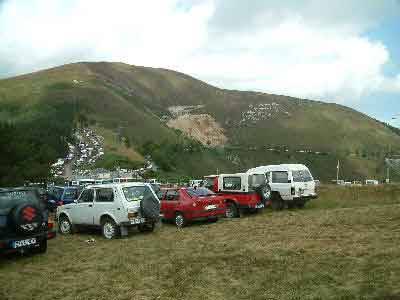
[0,230,55,254]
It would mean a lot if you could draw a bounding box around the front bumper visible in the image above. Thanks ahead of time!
[293,194,318,201]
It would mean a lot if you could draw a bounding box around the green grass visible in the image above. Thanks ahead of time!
[1,185,400,299]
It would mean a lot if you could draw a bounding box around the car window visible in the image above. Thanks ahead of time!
[186,187,214,197]
[272,171,289,183]
[292,170,313,182]
[165,190,180,201]
[123,186,156,202]
[223,177,241,190]
[95,188,114,202]
[79,189,94,203]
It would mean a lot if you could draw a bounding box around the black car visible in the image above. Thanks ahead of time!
[0,187,56,255]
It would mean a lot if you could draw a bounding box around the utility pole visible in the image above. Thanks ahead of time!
[336,160,340,183]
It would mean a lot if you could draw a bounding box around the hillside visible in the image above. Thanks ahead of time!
[1,61,399,184]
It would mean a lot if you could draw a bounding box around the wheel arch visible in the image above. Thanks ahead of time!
[100,213,118,225]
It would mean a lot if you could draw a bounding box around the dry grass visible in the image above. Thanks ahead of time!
[1,185,400,300]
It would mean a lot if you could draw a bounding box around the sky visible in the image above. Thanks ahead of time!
[0,0,399,124]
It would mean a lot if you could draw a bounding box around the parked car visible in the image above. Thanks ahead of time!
[56,183,160,239]
[160,187,226,227]
[247,164,318,210]
[0,187,56,255]
[47,186,81,211]
[204,173,271,218]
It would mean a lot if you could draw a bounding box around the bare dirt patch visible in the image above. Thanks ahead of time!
[167,114,228,147]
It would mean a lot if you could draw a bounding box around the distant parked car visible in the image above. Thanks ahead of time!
[247,164,317,210]
[160,187,226,227]
[365,179,379,185]
[57,183,160,239]
[47,186,80,211]
[0,187,56,255]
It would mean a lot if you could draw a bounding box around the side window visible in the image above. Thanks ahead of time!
[272,171,289,183]
[165,190,180,201]
[223,177,241,190]
[95,188,114,202]
[79,189,94,203]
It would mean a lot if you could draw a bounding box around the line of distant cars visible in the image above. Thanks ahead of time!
[1,164,317,256]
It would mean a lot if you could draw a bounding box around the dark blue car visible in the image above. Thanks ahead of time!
[47,186,80,211]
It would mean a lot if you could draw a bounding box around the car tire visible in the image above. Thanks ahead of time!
[174,213,186,228]
[287,202,295,209]
[58,215,74,234]
[225,202,239,218]
[101,218,120,239]
[138,222,155,233]
[31,239,47,254]
[271,194,284,211]
[296,200,305,209]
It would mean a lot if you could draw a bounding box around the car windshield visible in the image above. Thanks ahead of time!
[64,188,78,199]
[186,187,215,197]
[292,170,313,182]
[0,190,39,208]
[122,186,155,202]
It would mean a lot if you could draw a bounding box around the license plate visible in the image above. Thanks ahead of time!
[255,204,264,209]
[12,238,36,248]
[205,204,217,210]
[130,217,145,224]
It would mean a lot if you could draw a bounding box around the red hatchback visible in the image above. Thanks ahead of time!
[160,187,226,227]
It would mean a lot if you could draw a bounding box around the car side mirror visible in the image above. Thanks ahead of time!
[74,199,78,204]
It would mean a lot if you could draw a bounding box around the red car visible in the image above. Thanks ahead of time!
[160,187,226,227]
[204,173,271,218]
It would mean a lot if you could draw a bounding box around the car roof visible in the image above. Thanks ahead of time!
[248,164,309,173]
[85,182,150,189]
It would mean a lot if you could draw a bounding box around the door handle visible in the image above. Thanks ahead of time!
[88,204,93,207]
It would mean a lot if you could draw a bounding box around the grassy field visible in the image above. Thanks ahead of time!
[1,185,400,300]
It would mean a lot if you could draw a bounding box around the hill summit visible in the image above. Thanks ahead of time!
[0,61,399,184]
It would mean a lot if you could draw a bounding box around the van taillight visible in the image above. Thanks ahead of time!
[291,187,295,195]
[48,222,54,230]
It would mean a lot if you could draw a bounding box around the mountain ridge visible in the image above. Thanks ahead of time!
[0,61,399,184]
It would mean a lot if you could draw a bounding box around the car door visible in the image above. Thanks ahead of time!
[92,187,119,225]
[70,188,95,225]
[270,171,291,200]
[162,190,180,219]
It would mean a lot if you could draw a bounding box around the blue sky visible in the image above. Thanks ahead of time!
[0,0,399,124]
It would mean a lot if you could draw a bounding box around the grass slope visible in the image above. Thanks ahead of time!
[1,185,400,299]
[1,61,400,181]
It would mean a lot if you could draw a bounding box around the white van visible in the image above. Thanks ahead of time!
[247,164,317,209]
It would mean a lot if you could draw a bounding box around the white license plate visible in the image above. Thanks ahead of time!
[255,204,265,209]
[205,204,217,210]
[130,218,145,225]
[13,238,36,248]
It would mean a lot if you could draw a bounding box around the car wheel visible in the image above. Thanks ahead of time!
[31,239,47,254]
[174,213,186,228]
[271,194,284,211]
[225,202,239,218]
[101,219,119,239]
[138,222,155,233]
[58,216,73,234]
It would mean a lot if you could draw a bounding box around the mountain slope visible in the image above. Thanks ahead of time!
[0,61,399,184]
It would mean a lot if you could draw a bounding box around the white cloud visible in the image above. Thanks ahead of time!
[0,0,399,104]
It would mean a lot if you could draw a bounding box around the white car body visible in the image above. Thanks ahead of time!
[57,183,159,230]
[247,164,317,202]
